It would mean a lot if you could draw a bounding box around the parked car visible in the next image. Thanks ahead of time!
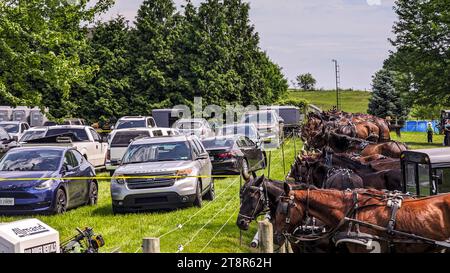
[61,118,86,126]
[201,135,266,179]
[19,126,48,144]
[174,118,214,139]
[0,121,30,141]
[0,146,98,215]
[111,135,214,213]
[112,116,156,130]
[106,127,180,175]
[22,125,108,168]
[0,127,20,156]
[240,110,284,149]
[216,123,262,148]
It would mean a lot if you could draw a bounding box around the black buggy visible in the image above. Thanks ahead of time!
[401,147,450,196]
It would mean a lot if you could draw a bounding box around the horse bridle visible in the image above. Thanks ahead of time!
[238,180,270,221]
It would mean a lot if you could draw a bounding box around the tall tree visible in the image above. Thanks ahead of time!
[390,0,450,106]
[0,0,113,119]
[368,69,409,121]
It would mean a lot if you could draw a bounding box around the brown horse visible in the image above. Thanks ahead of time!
[326,132,407,158]
[274,185,450,253]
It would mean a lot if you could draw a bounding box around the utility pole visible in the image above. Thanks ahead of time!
[332,59,341,110]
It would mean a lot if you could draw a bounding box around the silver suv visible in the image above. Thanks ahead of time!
[110,135,214,213]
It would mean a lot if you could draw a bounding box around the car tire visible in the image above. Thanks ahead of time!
[87,182,98,206]
[241,158,251,181]
[204,179,215,201]
[193,180,203,208]
[53,188,67,214]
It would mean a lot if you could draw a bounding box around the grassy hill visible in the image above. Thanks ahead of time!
[288,90,372,114]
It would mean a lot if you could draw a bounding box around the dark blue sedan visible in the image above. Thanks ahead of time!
[0,147,98,214]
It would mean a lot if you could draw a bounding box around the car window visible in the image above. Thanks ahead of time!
[0,150,62,172]
[152,130,163,137]
[64,151,79,168]
[111,131,151,147]
[122,141,192,163]
[46,128,89,141]
[0,123,19,134]
[148,118,156,127]
[116,120,146,129]
[90,129,100,142]
[0,128,10,140]
[202,138,235,149]
[72,150,84,164]
[20,130,46,142]
[176,121,202,129]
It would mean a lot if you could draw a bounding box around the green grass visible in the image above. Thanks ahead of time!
[0,138,300,253]
[288,90,371,113]
[390,132,445,150]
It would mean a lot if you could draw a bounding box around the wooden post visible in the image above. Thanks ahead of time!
[258,220,273,253]
[142,238,160,253]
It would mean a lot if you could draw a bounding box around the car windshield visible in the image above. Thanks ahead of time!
[0,150,62,172]
[218,126,257,138]
[0,123,19,134]
[244,113,274,125]
[201,138,235,149]
[122,141,192,164]
[0,128,9,140]
[45,128,89,141]
[111,131,151,147]
[116,120,146,129]
[176,121,202,130]
[20,130,46,142]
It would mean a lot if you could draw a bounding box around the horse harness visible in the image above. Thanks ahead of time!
[238,180,270,221]
[280,189,450,252]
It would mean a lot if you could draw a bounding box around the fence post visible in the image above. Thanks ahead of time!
[258,220,273,253]
[142,237,160,253]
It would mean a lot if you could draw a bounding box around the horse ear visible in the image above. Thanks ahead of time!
[283,182,292,195]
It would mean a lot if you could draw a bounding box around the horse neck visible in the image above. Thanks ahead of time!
[296,190,349,227]
[332,155,372,174]
[265,182,284,215]
[309,163,328,187]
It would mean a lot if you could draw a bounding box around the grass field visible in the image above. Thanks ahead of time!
[391,132,445,150]
[0,137,300,253]
[288,90,371,113]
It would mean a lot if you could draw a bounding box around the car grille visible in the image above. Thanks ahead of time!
[0,191,37,199]
[126,172,176,190]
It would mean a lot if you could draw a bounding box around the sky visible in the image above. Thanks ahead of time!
[97,0,397,90]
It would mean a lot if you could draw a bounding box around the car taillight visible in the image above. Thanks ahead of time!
[217,151,238,159]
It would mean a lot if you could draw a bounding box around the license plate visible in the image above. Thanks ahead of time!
[0,198,14,206]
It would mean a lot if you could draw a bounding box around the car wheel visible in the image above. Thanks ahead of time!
[193,180,203,208]
[88,182,98,206]
[204,179,215,201]
[53,189,67,214]
[241,159,251,181]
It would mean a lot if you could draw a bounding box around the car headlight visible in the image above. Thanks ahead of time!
[112,176,126,184]
[34,179,55,190]
[176,168,193,178]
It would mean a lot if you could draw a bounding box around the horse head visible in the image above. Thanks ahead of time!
[237,175,269,230]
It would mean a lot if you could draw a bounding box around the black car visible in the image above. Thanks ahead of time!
[202,135,266,179]
[0,127,19,157]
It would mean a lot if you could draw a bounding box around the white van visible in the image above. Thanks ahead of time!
[106,127,179,175]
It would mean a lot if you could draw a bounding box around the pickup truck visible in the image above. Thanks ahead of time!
[22,125,108,168]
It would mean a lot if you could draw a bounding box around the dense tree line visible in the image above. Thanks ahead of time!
[0,0,288,124]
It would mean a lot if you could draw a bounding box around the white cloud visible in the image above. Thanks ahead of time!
[367,0,382,6]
